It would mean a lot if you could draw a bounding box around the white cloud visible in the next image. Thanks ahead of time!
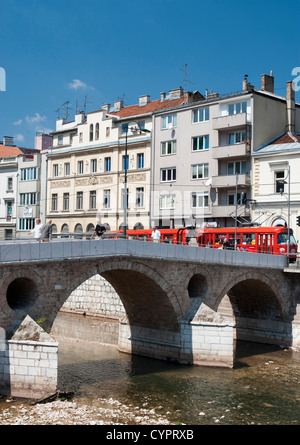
[14,134,24,142]
[26,113,47,124]
[68,79,88,90]
[35,126,53,134]
[13,119,23,125]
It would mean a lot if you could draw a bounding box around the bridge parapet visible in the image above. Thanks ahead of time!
[0,239,288,269]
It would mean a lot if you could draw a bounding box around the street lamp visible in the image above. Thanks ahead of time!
[122,121,151,239]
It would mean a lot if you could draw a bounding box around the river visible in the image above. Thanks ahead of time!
[1,311,300,425]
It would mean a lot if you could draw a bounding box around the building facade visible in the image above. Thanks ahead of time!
[46,88,201,234]
[151,74,298,229]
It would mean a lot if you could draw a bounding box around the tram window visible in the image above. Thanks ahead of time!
[278,233,297,244]
[242,233,255,244]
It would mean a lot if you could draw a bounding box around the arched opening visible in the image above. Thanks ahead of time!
[134,222,144,230]
[6,277,38,311]
[188,274,208,299]
[217,278,290,351]
[86,223,95,233]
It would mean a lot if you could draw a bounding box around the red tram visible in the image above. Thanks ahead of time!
[105,226,297,261]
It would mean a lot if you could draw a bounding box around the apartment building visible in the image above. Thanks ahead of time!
[151,73,297,229]
[252,81,300,242]
[47,88,201,234]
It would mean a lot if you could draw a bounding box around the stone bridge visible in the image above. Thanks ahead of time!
[0,239,300,399]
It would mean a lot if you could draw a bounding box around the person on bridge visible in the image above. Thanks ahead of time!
[40,220,53,242]
[91,222,106,239]
[151,226,161,243]
[28,218,44,240]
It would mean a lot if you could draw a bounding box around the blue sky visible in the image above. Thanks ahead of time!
[0,0,299,147]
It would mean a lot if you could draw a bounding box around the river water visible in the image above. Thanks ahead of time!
[52,312,300,425]
[2,311,300,425]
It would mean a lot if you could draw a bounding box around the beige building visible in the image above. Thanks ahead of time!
[151,74,299,229]
[46,89,200,234]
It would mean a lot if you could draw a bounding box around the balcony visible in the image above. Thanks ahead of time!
[211,204,250,219]
[213,113,247,130]
[211,173,250,188]
[212,142,250,159]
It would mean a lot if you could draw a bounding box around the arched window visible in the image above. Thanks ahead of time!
[103,223,110,231]
[61,223,69,238]
[134,222,144,230]
[52,224,57,233]
[74,223,83,239]
[86,223,95,233]
[90,124,94,141]
[95,123,99,140]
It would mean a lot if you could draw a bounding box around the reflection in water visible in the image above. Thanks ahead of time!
[53,312,300,425]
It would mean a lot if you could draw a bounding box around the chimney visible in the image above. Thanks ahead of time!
[243,75,254,91]
[139,95,150,107]
[169,87,183,98]
[261,73,274,93]
[3,136,13,146]
[102,103,110,112]
[114,100,123,111]
[160,92,166,102]
[286,80,295,133]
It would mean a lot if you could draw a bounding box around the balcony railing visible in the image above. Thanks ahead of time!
[212,113,247,130]
[212,142,250,159]
[211,173,250,188]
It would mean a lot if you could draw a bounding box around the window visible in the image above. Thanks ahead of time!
[275,171,285,193]
[105,157,111,172]
[58,135,63,145]
[160,194,176,209]
[193,107,209,123]
[228,192,247,205]
[161,167,176,182]
[19,218,35,230]
[79,132,83,143]
[95,123,99,140]
[7,177,13,191]
[103,190,110,208]
[122,124,128,134]
[191,192,209,208]
[78,160,84,175]
[161,140,177,156]
[227,161,247,175]
[192,135,209,151]
[52,193,58,211]
[191,163,209,179]
[137,153,144,169]
[64,162,70,176]
[228,101,247,115]
[123,155,129,170]
[77,191,83,210]
[136,187,144,208]
[20,193,37,205]
[91,159,97,173]
[228,131,247,145]
[63,193,69,211]
[161,114,177,129]
[90,124,94,141]
[20,167,38,181]
[90,190,96,209]
[53,164,58,177]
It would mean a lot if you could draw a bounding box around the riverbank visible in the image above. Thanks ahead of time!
[0,396,171,425]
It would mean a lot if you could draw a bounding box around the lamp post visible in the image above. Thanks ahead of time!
[122,121,151,239]
[279,165,291,263]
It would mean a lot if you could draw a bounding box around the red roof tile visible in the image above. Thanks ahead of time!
[0,145,24,157]
[273,132,300,144]
[109,96,186,119]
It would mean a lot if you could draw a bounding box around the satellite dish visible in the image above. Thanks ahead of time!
[205,178,212,187]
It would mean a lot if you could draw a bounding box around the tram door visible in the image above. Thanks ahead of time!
[258,234,273,254]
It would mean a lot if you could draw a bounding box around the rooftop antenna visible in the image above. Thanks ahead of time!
[61,101,73,120]
[83,96,93,113]
[54,108,60,119]
[180,63,195,91]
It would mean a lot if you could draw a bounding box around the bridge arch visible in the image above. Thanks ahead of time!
[61,259,183,332]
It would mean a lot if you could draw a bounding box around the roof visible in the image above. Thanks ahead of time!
[0,144,24,158]
[254,132,300,156]
[109,95,187,119]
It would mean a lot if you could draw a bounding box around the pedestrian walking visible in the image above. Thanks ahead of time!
[91,221,106,239]
[40,219,52,242]
[28,218,44,240]
[151,226,161,243]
